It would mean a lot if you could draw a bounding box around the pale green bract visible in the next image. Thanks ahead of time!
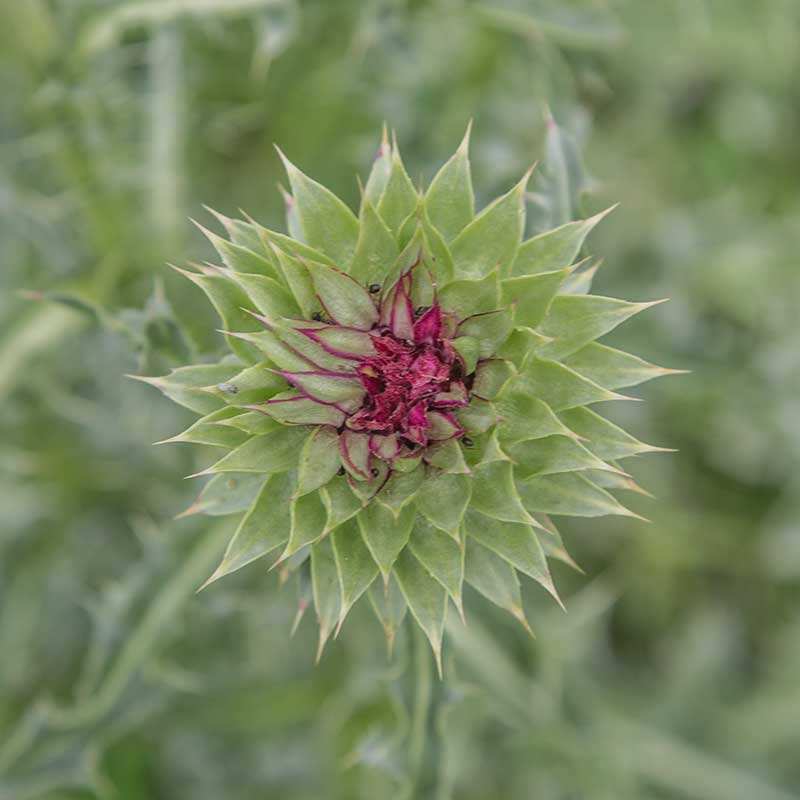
[138,127,678,670]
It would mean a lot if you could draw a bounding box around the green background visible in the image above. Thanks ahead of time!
[2,1,799,798]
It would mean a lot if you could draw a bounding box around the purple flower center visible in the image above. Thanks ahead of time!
[346,326,468,450]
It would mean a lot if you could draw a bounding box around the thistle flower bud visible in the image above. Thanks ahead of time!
[140,128,676,667]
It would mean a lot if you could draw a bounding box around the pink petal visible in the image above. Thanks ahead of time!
[380,271,415,341]
[413,302,442,344]
[407,401,429,428]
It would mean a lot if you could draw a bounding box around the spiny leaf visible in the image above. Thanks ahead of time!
[495,379,577,444]
[472,359,516,400]
[464,538,531,632]
[559,406,669,461]
[439,270,501,317]
[423,439,471,474]
[471,460,536,526]
[331,518,379,630]
[226,270,300,321]
[362,126,393,209]
[534,515,583,573]
[517,471,644,519]
[270,245,317,317]
[203,207,269,255]
[193,426,307,476]
[193,219,281,278]
[522,356,629,411]
[222,329,309,371]
[408,517,465,617]
[281,489,328,559]
[421,211,456,282]
[368,577,407,657]
[357,502,415,581]
[257,222,337,266]
[500,267,572,329]
[129,363,234,414]
[507,434,620,478]
[376,139,418,233]
[458,309,513,358]
[178,473,266,519]
[254,392,346,427]
[157,407,248,449]
[497,326,552,369]
[208,410,278,436]
[537,295,667,360]
[349,198,398,285]
[455,399,497,434]
[200,472,293,587]
[563,342,686,390]
[394,547,447,675]
[376,468,425,518]
[277,148,359,265]
[451,335,481,374]
[511,206,616,276]
[463,510,559,604]
[206,360,287,406]
[172,267,261,363]
[425,123,474,241]
[280,186,304,242]
[450,170,530,280]
[311,536,342,661]
[279,370,364,411]
[415,472,472,537]
[296,427,342,497]
[321,476,362,533]
[305,261,379,329]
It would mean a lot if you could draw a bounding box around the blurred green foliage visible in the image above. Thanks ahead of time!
[1,1,799,798]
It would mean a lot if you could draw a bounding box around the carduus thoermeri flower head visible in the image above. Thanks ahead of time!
[138,124,680,668]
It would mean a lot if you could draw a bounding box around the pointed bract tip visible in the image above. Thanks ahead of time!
[189,217,221,243]
[589,203,620,224]
[458,119,473,154]
[433,642,443,679]
[315,631,331,664]
[125,373,161,386]
[542,577,566,612]
[611,391,643,402]
[174,500,202,520]
[510,605,535,638]
[196,566,224,594]
[202,204,232,229]
[185,468,213,479]
[289,598,308,637]
[637,297,670,310]
[454,595,466,625]
[625,480,655,499]
[167,263,198,281]
[153,434,181,446]
[622,507,651,523]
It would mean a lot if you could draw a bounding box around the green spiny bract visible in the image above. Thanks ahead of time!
[139,126,678,669]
